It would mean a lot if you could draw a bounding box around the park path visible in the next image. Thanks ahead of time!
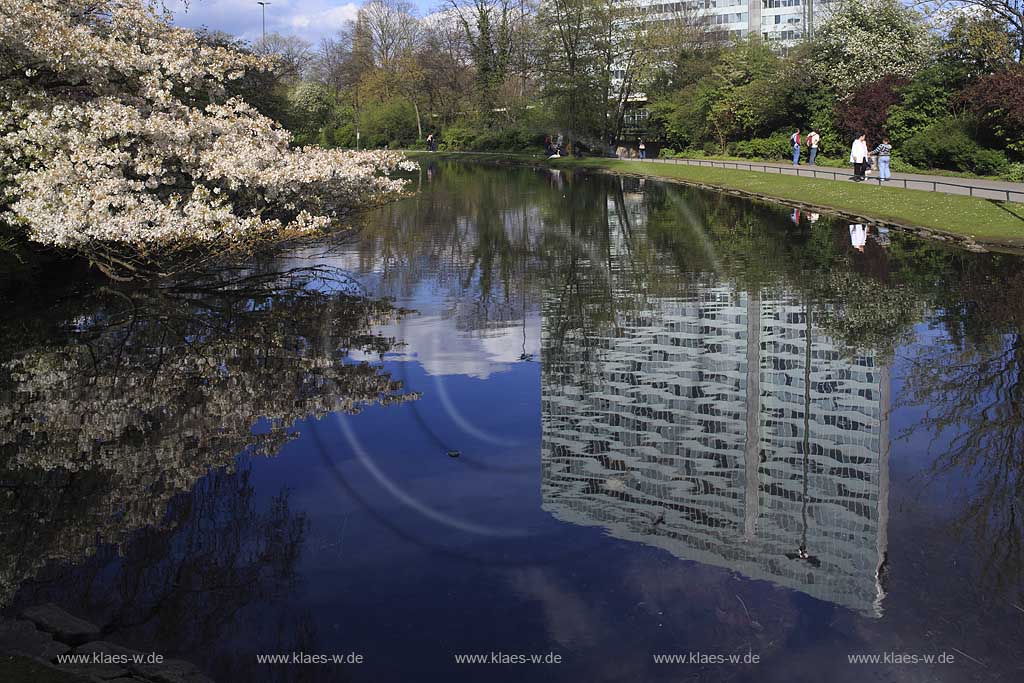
[638,156,1024,202]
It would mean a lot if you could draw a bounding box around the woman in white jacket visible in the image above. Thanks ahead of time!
[850,134,869,182]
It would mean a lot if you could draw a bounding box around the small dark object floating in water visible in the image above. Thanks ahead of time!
[447,450,461,458]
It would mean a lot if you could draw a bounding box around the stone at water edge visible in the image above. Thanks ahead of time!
[20,604,100,646]
[0,618,70,659]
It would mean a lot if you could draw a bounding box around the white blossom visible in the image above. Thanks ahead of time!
[813,0,937,97]
[0,0,415,249]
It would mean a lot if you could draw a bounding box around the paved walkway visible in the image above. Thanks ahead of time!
[639,157,1024,202]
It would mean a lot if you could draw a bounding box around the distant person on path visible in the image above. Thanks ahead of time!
[849,134,869,181]
[426,133,435,152]
[806,130,820,165]
[790,129,802,166]
[638,139,647,159]
[870,137,892,181]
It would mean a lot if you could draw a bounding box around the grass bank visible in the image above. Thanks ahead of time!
[658,152,1018,182]
[408,152,1024,248]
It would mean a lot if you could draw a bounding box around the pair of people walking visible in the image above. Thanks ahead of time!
[849,134,892,182]
[790,129,820,166]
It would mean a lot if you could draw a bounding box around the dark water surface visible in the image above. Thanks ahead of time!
[2,161,1023,682]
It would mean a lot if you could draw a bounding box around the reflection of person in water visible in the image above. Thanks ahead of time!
[875,226,890,248]
[849,224,868,252]
[791,209,801,225]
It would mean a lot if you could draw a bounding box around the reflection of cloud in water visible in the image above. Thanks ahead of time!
[511,568,610,649]
[354,312,541,379]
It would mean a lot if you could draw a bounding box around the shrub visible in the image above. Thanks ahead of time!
[433,123,542,152]
[1004,162,1024,183]
[436,125,476,151]
[470,125,540,152]
[889,156,916,173]
[362,99,419,148]
[973,148,1010,176]
[319,123,356,149]
[734,131,792,160]
[901,117,1007,175]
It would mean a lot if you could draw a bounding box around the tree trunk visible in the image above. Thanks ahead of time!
[413,100,423,141]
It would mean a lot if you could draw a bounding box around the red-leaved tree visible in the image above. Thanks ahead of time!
[834,76,907,144]
[964,66,1024,157]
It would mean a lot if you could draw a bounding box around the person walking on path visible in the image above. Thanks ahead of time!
[790,129,802,166]
[850,134,869,181]
[870,137,892,181]
[806,130,820,165]
[638,139,647,159]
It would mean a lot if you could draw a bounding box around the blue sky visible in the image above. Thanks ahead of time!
[169,0,436,46]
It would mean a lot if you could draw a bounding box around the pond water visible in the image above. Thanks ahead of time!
[1,161,1022,682]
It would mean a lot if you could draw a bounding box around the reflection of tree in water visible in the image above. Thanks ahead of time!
[0,264,419,607]
[899,266,1024,591]
[12,463,337,682]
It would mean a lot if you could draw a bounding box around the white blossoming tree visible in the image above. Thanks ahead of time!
[0,0,414,268]
[813,0,938,97]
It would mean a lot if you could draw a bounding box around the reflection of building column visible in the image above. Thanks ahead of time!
[874,364,891,613]
[744,290,761,540]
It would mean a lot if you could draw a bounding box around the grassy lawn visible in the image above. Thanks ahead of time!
[408,152,1024,244]
[657,153,1017,181]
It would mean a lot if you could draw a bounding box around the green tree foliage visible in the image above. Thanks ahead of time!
[535,0,606,147]
[944,11,1018,75]
[885,64,966,143]
[699,41,791,151]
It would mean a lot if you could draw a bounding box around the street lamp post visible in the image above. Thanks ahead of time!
[256,1,271,41]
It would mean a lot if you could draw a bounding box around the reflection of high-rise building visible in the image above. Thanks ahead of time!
[541,286,890,616]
